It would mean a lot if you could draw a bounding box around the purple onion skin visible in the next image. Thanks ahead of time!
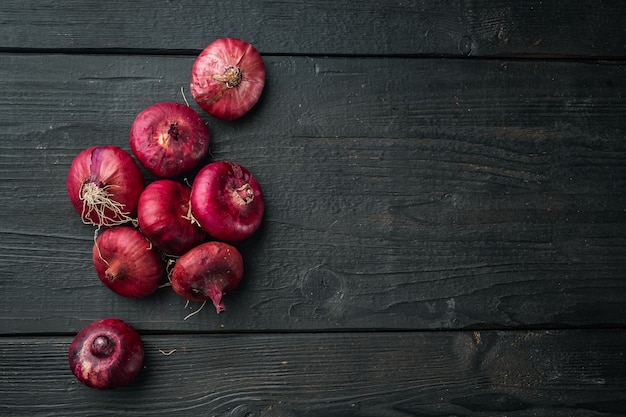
[137,179,208,256]
[190,161,264,242]
[129,102,210,178]
[92,226,165,298]
[190,38,266,121]
[66,145,145,227]
[171,241,244,313]
[69,318,144,389]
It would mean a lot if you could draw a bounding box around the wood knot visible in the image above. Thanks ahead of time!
[301,266,344,302]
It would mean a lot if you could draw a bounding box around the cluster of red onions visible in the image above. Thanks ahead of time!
[66,38,266,389]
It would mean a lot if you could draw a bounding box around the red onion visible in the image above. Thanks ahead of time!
[129,102,210,178]
[66,145,144,227]
[190,38,266,121]
[93,226,164,298]
[69,318,144,389]
[137,179,207,256]
[190,161,264,242]
[171,241,244,314]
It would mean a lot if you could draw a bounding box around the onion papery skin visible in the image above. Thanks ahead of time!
[93,226,164,298]
[190,38,266,121]
[129,102,210,178]
[171,241,244,314]
[190,161,264,242]
[137,179,207,256]
[66,145,144,227]
[68,318,144,390]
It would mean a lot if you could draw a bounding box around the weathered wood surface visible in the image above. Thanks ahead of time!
[0,0,624,58]
[2,330,625,416]
[0,53,624,334]
[0,1,625,415]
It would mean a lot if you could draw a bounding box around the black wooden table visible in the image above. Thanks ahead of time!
[1,1,625,415]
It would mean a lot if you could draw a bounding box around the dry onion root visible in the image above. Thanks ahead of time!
[137,179,208,256]
[171,241,244,314]
[190,37,266,121]
[67,145,144,228]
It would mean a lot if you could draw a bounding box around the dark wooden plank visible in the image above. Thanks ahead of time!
[0,1,624,57]
[1,330,625,416]
[0,54,625,334]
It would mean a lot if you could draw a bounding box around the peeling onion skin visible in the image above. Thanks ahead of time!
[129,102,210,178]
[171,241,244,314]
[68,318,144,390]
[191,38,266,121]
[137,179,208,256]
[191,161,264,242]
[66,145,144,227]
[93,226,164,298]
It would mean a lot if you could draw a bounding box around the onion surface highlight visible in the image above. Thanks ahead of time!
[190,38,265,121]
[171,241,244,314]
[68,318,144,389]
[93,226,164,298]
[66,145,144,227]
[130,102,210,178]
[190,160,264,242]
[137,179,207,256]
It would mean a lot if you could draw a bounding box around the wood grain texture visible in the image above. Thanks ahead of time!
[0,1,624,57]
[1,330,625,416]
[0,54,624,334]
[1,2,625,415]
